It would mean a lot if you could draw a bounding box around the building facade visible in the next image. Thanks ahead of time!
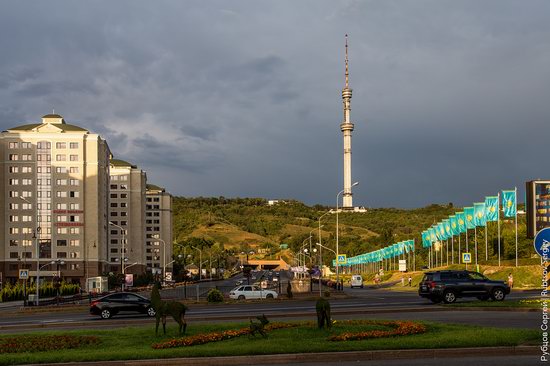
[0,114,173,287]
[0,114,110,285]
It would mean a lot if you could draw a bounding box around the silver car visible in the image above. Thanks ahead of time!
[229,285,278,300]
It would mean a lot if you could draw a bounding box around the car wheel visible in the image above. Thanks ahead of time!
[429,297,442,304]
[146,306,156,317]
[477,295,490,301]
[238,295,245,300]
[443,290,457,304]
[100,309,112,319]
[266,293,274,299]
[491,288,505,301]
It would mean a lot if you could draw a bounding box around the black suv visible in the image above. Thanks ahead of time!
[90,292,156,319]
[418,270,510,304]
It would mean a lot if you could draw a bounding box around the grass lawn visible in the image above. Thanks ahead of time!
[0,319,540,365]
[443,299,542,309]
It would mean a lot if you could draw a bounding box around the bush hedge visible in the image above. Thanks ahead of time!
[0,281,80,302]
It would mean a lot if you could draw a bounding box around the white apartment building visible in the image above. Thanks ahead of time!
[145,184,173,278]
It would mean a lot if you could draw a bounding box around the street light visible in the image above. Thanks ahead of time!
[154,236,167,283]
[318,210,333,297]
[20,196,40,305]
[336,181,358,291]
[191,246,202,280]
[109,222,126,290]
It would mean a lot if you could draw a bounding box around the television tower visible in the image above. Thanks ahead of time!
[341,35,355,209]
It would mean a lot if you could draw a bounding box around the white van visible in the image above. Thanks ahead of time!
[350,275,363,289]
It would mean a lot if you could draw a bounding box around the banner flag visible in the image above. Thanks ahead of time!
[456,212,466,233]
[422,231,431,248]
[443,219,452,238]
[438,223,446,240]
[484,196,499,222]
[464,207,476,229]
[450,215,460,236]
[428,227,437,244]
[502,190,517,217]
[473,202,487,227]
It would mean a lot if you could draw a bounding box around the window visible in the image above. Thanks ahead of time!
[9,166,19,173]
[21,191,32,198]
[71,263,80,270]
[120,184,128,190]
[120,175,128,181]
[110,239,118,244]
[120,212,127,217]
[9,239,18,246]
[56,142,66,149]
[69,227,80,234]
[9,203,19,210]
[58,228,68,234]
[69,155,78,161]
[120,194,128,199]
[21,166,32,173]
[69,203,80,210]
[22,228,32,234]
[57,191,68,198]
[57,216,67,222]
[57,240,67,246]
[120,202,127,208]
[9,154,19,161]
[69,215,80,222]
[56,167,68,173]
[56,154,66,161]
[120,221,127,226]
[111,212,118,217]
[69,167,79,173]
[70,239,79,246]
[70,252,80,259]
[22,179,32,185]
[69,179,79,186]
[57,203,68,210]
[70,142,78,149]
[9,179,19,185]
[21,142,31,149]
[21,154,32,161]
[57,252,67,258]
[56,179,67,186]
[37,166,51,173]
[110,193,117,199]
[69,191,79,198]
[22,203,32,210]
[110,184,117,189]
[110,203,118,208]
[9,142,18,149]
[37,154,51,161]
[110,230,118,235]
[111,175,119,181]
[10,252,19,259]
[37,141,51,149]
[22,240,32,247]
[110,248,118,253]
[38,191,51,198]
[9,227,19,234]
[9,216,19,222]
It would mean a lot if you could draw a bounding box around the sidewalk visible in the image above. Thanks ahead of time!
[24,346,539,366]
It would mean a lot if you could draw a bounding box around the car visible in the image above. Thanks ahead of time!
[90,292,156,319]
[350,274,363,288]
[418,270,510,304]
[229,285,278,300]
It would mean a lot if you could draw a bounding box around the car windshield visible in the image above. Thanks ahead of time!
[468,272,488,281]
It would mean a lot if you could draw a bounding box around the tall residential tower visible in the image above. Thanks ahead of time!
[341,35,355,209]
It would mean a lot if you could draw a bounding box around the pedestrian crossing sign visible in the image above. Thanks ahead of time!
[19,269,29,279]
[337,254,347,264]
[462,253,472,264]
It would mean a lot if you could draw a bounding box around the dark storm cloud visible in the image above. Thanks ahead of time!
[0,0,549,207]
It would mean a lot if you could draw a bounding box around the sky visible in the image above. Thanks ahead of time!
[0,1,548,208]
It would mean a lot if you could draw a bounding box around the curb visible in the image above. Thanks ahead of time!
[24,346,539,366]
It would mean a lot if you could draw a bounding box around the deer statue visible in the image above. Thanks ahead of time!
[151,283,188,335]
[249,314,270,338]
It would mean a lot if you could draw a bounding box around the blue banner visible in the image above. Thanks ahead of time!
[484,196,499,222]
[450,215,460,236]
[502,190,517,218]
[473,202,487,227]
[464,207,475,229]
[456,212,466,233]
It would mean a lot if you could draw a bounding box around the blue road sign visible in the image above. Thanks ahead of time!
[462,252,472,264]
[337,254,347,264]
[534,227,550,258]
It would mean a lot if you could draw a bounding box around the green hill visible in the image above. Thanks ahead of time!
[172,197,536,268]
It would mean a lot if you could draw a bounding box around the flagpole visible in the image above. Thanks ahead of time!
[451,236,454,265]
[498,191,501,267]
[465,229,469,270]
[474,226,478,267]
[458,233,461,265]
[515,186,518,267]
[446,239,449,266]
[485,223,488,262]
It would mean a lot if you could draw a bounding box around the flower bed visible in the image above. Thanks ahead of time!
[328,320,427,341]
[152,322,298,349]
[0,335,100,354]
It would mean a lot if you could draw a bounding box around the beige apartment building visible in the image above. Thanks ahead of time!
[0,114,174,287]
[0,114,110,285]
[145,184,173,279]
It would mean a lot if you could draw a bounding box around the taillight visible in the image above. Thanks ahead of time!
[426,281,436,289]
[90,300,99,307]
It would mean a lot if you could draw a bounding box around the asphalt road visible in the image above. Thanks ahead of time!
[0,286,541,333]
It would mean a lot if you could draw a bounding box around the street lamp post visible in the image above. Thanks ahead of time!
[109,222,126,290]
[318,210,332,297]
[192,246,202,280]
[155,236,167,283]
[336,182,358,291]
[20,197,40,306]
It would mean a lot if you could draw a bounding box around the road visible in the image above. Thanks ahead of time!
[0,285,540,333]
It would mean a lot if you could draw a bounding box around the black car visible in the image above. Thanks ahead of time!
[418,270,510,304]
[90,292,156,319]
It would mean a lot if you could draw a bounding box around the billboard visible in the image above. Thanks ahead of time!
[527,180,550,238]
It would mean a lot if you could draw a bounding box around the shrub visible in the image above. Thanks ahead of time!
[207,288,224,303]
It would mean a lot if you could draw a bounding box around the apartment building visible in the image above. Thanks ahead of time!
[108,159,147,275]
[0,114,110,285]
[145,184,173,278]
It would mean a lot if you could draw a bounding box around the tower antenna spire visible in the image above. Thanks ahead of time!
[345,34,349,88]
